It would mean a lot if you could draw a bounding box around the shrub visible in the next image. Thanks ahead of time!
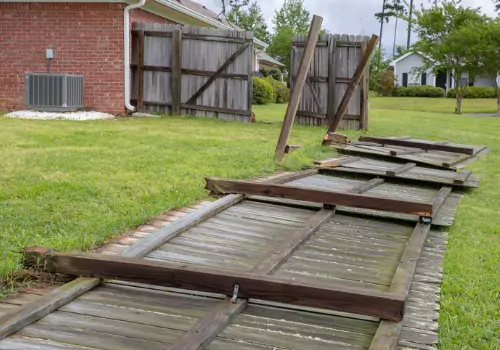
[252,77,273,104]
[391,85,445,98]
[446,86,498,98]
[374,70,395,96]
[263,76,290,103]
[260,67,282,81]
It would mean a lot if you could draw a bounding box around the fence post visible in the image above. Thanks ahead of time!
[326,37,337,126]
[137,30,145,112]
[274,15,323,162]
[359,41,367,130]
[172,29,182,116]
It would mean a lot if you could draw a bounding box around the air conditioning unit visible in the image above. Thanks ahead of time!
[25,73,84,111]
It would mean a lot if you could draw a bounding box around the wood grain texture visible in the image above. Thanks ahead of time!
[349,178,385,194]
[369,223,431,350]
[431,187,452,218]
[386,162,416,177]
[251,208,335,275]
[0,277,100,340]
[274,15,323,161]
[171,29,182,115]
[205,177,433,216]
[359,136,477,155]
[23,249,406,321]
[169,298,247,350]
[454,170,472,185]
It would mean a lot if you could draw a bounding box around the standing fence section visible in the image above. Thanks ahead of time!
[131,23,254,123]
[291,34,370,130]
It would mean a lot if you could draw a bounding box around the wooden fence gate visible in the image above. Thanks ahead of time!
[131,23,254,122]
[291,33,370,130]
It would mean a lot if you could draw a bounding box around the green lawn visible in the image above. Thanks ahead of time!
[1,98,499,349]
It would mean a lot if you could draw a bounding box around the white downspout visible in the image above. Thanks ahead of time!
[124,0,146,112]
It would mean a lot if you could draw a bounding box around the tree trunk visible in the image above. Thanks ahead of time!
[393,17,398,58]
[455,93,463,114]
[378,0,386,53]
[407,0,414,49]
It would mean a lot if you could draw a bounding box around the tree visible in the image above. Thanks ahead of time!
[375,1,407,58]
[406,0,414,48]
[267,0,311,71]
[495,0,500,11]
[412,0,487,113]
[227,1,271,43]
[480,19,500,116]
[369,48,391,90]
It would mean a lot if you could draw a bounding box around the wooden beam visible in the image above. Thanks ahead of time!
[136,30,145,112]
[359,41,367,130]
[284,145,301,154]
[252,208,335,275]
[322,132,349,144]
[313,156,360,168]
[186,42,250,105]
[369,223,431,350]
[386,162,416,177]
[431,187,452,217]
[349,178,385,194]
[205,178,433,216]
[274,15,323,162]
[359,137,476,155]
[171,29,182,116]
[389,149,425,156]
[23,248,406,321]
[325,35,379,135]
[169,298,247,350]
[0,277,100,339]
[454,170,472,185]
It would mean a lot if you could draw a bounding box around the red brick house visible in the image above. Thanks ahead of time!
[0,0,267,114]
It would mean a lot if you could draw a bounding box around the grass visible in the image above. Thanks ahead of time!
[1,97,499,349]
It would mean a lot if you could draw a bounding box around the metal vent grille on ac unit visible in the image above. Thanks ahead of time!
[25,73,84,111]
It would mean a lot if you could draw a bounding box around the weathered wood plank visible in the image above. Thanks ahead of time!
[23,248,406,321]
[274,16,323,161]
[359,137,476,155]
[313,156,360,167]
[386,162,416,177]
[136,30,145,112]
[369,223,431,350]
[171,29,182,115]
[252,209,335,275]
[431,187,452,217]
[453,170,472,185]
[0,277,100,340]
[169,298,247,350]
[205,177,433,216]
[350,178,385,194]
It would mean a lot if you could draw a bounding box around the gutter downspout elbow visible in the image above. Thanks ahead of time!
[124,0,146,112]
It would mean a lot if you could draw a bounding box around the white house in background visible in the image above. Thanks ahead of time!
[389,51,498,92]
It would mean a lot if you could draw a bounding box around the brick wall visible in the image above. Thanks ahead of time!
[0,3,173,114]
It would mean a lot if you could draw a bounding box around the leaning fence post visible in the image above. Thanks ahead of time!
[274,15,323,162]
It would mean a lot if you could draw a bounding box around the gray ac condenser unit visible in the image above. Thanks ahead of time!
[25,73,84,111]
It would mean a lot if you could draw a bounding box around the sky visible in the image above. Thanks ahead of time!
[201,0,498,55]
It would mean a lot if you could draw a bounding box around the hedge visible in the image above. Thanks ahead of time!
[446,86,499,99]
[392,85,445,98]
[260,67,282,81]
[252,77,274,104]
[263,76,290,103]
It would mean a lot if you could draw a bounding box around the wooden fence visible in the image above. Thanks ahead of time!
[131,23,254,122]
[291,34,371,130]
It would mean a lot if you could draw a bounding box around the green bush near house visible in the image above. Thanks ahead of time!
[252,77,274,104]
[446,86,499,98]
[263,77,290,104]
[392,85,445,98]
[260,67,282,82]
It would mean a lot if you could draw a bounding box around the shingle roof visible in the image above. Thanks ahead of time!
[257,52,285,67]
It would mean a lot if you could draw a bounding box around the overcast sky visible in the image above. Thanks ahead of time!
[202,0,498,54]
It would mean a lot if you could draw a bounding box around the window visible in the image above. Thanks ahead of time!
[402,73,408,87]
[421,72,427,86]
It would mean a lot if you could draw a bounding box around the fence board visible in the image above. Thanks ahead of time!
[131,23,253,122]
[292,33,371,130]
